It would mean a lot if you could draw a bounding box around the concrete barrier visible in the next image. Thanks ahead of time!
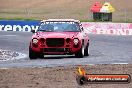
[0,20,132,35]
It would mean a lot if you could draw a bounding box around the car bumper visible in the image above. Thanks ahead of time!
[31,44,81,55]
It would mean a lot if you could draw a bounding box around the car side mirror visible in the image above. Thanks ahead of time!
[81,27,84,31]
[31,29,35,33]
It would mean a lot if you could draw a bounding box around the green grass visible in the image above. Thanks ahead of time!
[0,17,96,22]
[0,17,132,23]
[0,17,39,21]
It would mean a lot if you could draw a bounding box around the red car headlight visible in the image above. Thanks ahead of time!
[32,38,38,44]
[74,38,79,45]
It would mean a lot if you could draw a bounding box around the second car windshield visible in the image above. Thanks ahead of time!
[37,21,80,32]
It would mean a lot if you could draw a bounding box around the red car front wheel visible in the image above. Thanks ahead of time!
[84,43,89,56]
[29,47,38,59]
[75,45,84,58]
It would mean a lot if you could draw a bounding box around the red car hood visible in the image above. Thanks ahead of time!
[36,32,80,38]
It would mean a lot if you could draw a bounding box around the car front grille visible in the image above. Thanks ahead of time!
[43,48,65,52]
[42,48,70,53]
[46,38,64,47]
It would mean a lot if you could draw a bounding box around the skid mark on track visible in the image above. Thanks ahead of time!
[111,63,129,64]
[0,49,27,61]
[89,50,106,57]
[1,35,17,37]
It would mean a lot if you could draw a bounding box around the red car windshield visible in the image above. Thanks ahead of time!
[37,21,80,32]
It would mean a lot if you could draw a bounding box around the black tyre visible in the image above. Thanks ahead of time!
[76,76,87,85]
[38,53,44,59]
[84,43,89,56]
[29,47,38,59]
[75,45,84,58]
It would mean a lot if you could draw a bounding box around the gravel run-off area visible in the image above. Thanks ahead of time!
[0,64,132,88]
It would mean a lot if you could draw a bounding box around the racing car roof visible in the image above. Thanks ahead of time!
[41,19,80,23]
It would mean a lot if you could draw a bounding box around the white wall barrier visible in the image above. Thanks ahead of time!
[82,22,132,35]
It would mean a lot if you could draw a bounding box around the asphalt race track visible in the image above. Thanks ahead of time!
[0,31,132,68]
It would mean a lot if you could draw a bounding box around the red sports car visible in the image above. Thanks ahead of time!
[29,19,90,59]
